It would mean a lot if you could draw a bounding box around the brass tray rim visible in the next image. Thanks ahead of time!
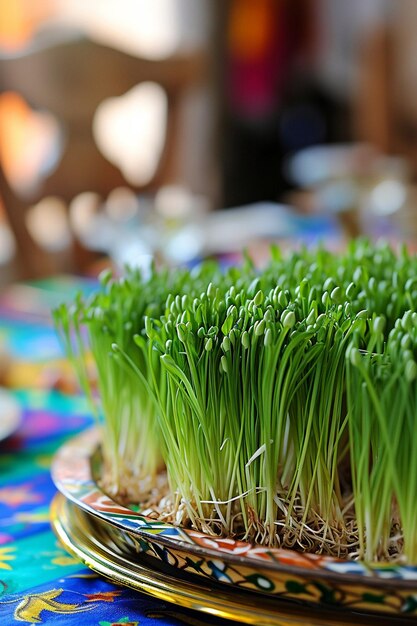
[51,493,413,626]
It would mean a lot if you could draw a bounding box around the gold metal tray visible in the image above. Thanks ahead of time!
[51,493,413,626]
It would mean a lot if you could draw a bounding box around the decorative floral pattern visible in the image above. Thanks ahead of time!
[52,428,417,615]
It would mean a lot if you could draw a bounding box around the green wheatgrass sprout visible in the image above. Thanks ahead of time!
[347,310,417,563]
[53,261,238,497]
[149,282,309,538]
[56,240,417,563]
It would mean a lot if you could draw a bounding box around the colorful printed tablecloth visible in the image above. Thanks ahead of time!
[0,279,236,626]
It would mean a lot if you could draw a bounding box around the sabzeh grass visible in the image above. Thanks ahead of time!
[54,240,417,564]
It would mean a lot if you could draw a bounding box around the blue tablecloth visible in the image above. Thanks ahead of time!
[0,279,237,626]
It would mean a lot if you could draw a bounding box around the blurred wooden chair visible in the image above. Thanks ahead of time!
[0,32,206,279]
[355,7,417,175]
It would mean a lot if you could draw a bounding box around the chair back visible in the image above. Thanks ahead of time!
[0,33,206,278]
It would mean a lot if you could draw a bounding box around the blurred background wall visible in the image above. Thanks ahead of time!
[0,0,416,283]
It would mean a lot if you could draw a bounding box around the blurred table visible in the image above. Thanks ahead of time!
[0,277,240,626]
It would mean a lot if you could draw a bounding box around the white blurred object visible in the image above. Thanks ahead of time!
[287,144,375,188]
[105,187,139,221]
[368,179,407,216]
[26,196,71,251]
[154,185,203,220]
[164,224,204,263]
[52,0,209,59]
[111,236,153,277]
[315,181,359,214]
[203,203,300,255]
[55,0,176,59]
[93,82,167,186]
[69,192,102,242]
[153,185,208,263]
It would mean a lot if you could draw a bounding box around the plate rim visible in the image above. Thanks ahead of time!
[51,428,417,587]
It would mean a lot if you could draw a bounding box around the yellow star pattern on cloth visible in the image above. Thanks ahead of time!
[12,588,97,623]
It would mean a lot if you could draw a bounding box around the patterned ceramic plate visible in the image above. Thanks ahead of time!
[0,387,21,441]
[51,429,417,616]
[51,493,413,626]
